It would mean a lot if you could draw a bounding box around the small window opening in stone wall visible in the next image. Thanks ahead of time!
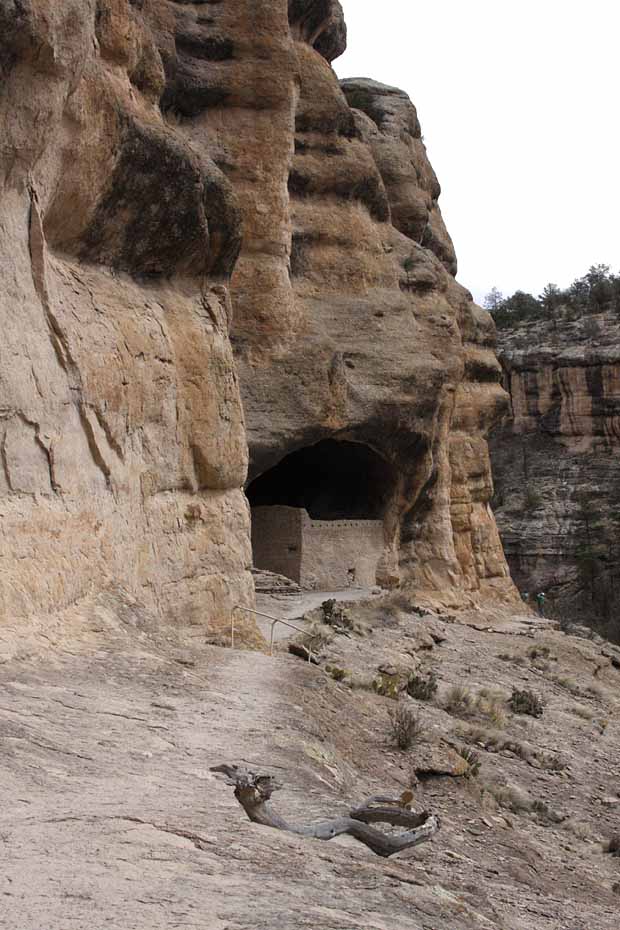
[246,438,395,520]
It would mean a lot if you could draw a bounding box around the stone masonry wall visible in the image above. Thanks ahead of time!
[251,505,383,590]
[251,506,303,582]
[300,514,384,590]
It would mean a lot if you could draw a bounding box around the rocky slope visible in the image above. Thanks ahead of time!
[3,597,620,929]
[0,0,514,650]
[490,310,620,633]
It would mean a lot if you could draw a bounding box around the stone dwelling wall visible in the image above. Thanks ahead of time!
[251,506,384,589]
[299,513,383,590]
[251,506,303,581]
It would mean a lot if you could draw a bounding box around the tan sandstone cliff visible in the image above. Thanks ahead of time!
[0,0,515,648]
[0,0,253,645]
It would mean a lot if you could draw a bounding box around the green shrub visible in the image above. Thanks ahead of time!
[325,665,346,682]
[454,745,481,778]
[373,667,407,699]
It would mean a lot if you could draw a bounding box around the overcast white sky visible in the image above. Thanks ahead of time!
[335,0,619,304]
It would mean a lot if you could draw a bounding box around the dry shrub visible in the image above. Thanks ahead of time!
[527,645,552,660]
[455,723,565,772]
[444,685,507,728]
[498,652,526,667]
[483,782,532,814]
[553,675,581,695]
[485,784,565,824]
[320,599,363,635]
[563,818,599,843]
[387,703,424,750]
[348,671,376,691]
[407,670,438,701]
[605,835,620,856]
[444,684,473,716]
[296,621,334,655]
[476,689,507,728]
[509,688,544,718]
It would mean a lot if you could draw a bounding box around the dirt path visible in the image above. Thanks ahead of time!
[253,587,380,643]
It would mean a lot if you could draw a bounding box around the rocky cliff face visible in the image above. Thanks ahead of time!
[0,0,515,642]
[0,0,253,642]
[490,311,620,631]
[173,1,513,602]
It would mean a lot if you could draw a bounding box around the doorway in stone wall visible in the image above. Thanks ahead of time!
[246,438,396,589]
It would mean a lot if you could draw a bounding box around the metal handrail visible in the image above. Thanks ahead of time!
[232,605,314,661]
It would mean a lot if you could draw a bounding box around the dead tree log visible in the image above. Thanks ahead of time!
[211,764,440,858]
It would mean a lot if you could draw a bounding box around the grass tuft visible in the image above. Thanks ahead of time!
[387,703,424,751]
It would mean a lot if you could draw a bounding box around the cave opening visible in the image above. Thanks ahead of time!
[246,438,395,520]
[247,439,397,589]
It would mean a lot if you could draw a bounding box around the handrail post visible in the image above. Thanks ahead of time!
[233,605,313,663]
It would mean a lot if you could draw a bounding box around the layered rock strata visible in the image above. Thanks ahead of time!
[490,312,620,629]
[0,0,515,641]
[0,0,253,641]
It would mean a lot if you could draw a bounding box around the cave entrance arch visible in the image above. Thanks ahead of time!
[246,439,396,590]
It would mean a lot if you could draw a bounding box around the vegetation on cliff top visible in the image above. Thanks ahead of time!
[485,264,620,329]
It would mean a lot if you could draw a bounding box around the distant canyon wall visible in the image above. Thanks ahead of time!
[490,312,620,630]
[0,0,515,643]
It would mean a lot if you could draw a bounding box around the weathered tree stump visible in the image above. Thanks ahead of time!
[211,763,440,858]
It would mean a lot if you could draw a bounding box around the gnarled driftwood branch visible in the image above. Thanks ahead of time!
[211,763,440,857]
